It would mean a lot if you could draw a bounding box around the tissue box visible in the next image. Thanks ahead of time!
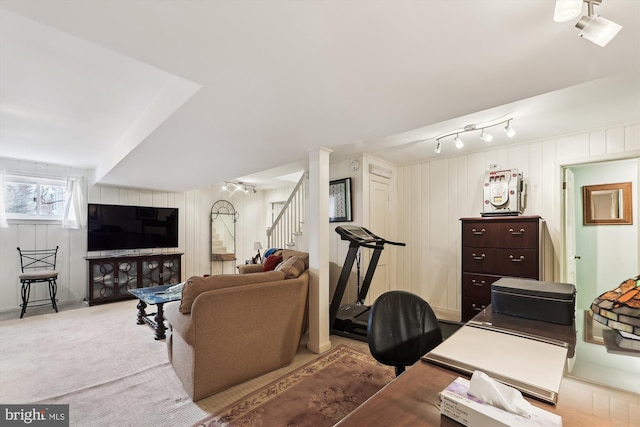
[491,278,576,325]
[440,377,562,427]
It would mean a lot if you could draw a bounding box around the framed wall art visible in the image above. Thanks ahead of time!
[329,178,352,222]
[583,182,632,225]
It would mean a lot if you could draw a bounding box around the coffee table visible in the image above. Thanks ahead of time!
[129,284,182,340]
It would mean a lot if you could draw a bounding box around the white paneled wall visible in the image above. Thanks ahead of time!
[397,123,640,320]
[0,158,274,313]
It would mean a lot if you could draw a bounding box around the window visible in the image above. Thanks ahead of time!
[4,174,67,220]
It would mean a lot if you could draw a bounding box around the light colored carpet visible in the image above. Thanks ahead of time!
[0,300,366,427]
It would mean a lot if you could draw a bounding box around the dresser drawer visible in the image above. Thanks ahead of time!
[462,297,491,321]
[462,273,500,299]
[461,221,502,247]
[494,248,539,278]
[461,247,496,274]
[494,221,539,248]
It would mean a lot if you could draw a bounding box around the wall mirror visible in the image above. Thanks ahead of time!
[583,182,632,225]
[210,200,238,263]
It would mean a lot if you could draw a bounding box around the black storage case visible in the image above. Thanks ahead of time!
[491,278,576,325]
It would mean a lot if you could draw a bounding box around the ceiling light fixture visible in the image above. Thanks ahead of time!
[480,129,494,142]
[554,0,583,22]
[504,120,516,138]
[432,117,514,154]
[222,181,257,194]
[454,135,464,149]
[434,140,442,154]
[555,0,622,47]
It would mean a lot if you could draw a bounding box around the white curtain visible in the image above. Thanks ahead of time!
[62,176,86,229]
[0,169,8,228]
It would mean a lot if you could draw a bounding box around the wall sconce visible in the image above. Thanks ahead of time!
[432,117,515,155]
[222,181,257,194]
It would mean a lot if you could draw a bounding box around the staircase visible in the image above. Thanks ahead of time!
[267,173,306,249]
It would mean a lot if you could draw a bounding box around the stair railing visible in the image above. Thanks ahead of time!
[266,173,306,249]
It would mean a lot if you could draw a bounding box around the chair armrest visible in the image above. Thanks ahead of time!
[237,264,264,274]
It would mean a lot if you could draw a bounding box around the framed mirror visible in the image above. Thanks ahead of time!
[583,182,632,225]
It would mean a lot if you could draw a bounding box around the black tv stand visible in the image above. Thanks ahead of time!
[330,225,405,342]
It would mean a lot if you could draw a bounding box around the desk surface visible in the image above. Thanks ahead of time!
[335,360,639,426]
[336,308,640,427]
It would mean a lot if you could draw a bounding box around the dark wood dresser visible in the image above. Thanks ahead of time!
[460,215,542,322]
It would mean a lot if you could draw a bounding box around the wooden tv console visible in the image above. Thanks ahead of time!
[85,253,182,306]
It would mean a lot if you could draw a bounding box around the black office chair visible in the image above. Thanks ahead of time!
[17,246,59,318]
[367,290,443,376]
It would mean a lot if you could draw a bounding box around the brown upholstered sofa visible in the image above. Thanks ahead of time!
[164,250,309,401]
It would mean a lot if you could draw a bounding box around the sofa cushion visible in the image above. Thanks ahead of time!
[262,255,283,272]
[179,271,286,314]
[275,255,306,279]
[281,250,309,270]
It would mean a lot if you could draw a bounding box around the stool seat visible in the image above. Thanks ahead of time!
[19,271,58,281]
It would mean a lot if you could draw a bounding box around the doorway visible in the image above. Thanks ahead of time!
[562,158,639,310]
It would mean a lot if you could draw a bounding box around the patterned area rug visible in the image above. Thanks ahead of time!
[193,344,395,427]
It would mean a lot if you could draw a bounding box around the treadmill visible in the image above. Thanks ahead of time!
[329,225,405,342]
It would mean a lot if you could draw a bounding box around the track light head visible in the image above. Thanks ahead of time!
[480,129,494,142]
[576,14,622,47]
[554,0,583,22]
[435,140,442,154]
[454,135,464,149]
[504,121,516,138]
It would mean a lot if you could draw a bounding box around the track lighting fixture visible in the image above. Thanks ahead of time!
[432,117,514,155]
[222,181,257,194]
[554,0,622,47]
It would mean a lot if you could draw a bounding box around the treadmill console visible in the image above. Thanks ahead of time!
[335,225,382,245]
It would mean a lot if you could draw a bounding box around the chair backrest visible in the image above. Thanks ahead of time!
[367,290,443,375]
[17,246,59,272]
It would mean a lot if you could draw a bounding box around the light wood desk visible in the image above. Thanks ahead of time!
[336,309,640,427]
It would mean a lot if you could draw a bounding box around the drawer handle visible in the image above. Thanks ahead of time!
[471,303,485,311]
[471,279,486,286]
[509,228,525,235]
[472,228,486,235]
[472,253,486,260]
[509,255,525,262]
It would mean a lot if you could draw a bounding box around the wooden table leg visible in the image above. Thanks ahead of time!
[154,302,166,340]
[136,300,147,325]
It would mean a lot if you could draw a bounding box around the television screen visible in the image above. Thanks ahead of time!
[87,204,179,251]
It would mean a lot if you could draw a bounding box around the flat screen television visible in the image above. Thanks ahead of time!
[87,204,179,252]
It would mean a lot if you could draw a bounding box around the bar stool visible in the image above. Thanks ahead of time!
[17,246,59,318]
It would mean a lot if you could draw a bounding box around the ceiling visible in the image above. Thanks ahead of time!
[0,1,639,192]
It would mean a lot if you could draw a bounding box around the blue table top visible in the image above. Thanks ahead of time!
[128,283,183,305]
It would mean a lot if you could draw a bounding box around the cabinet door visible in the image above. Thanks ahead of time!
[141,257,162,287]
[161,255,182,284]
[116,260,138,295]
[90,261,116,302]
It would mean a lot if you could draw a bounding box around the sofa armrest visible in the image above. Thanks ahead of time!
[237,264,264,274]
[165,301,195,344]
